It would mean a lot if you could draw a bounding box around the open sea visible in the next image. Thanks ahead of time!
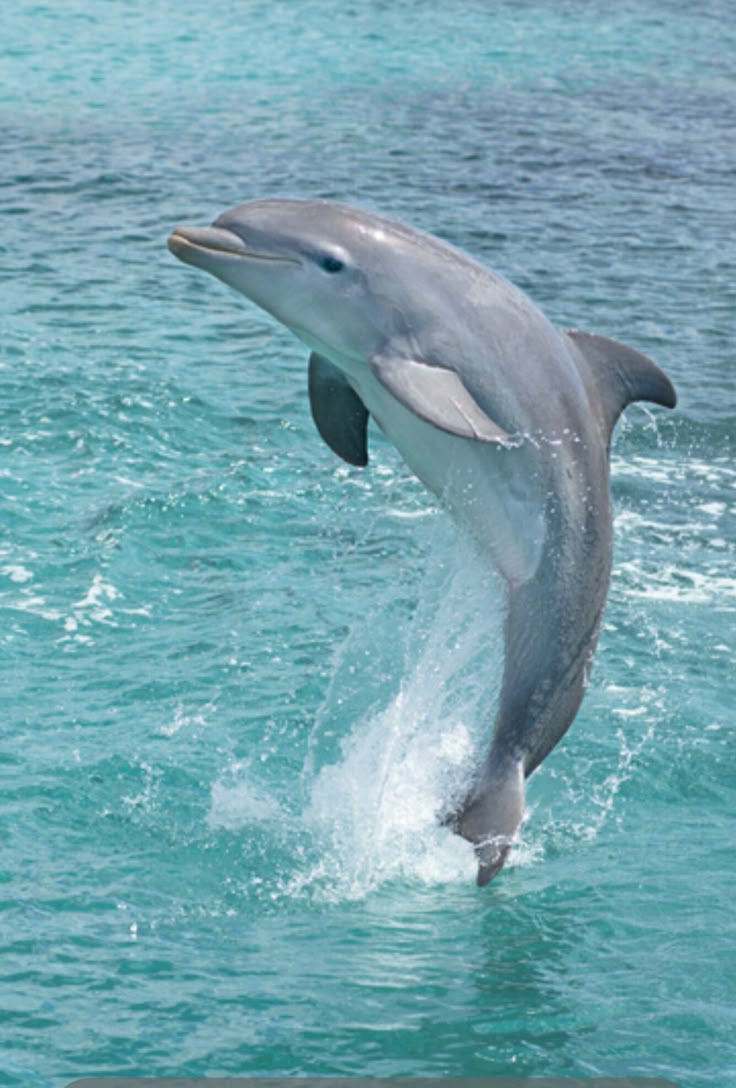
[2,1,734,1086]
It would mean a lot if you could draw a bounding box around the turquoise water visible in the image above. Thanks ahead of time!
[2,1,734,1085]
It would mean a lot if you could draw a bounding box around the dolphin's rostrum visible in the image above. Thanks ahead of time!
[168,199,677,885]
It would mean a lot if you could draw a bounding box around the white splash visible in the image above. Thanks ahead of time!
[209,762,282,829]
[298,525,506,899]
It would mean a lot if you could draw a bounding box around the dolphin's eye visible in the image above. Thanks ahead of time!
[320,254,344,274]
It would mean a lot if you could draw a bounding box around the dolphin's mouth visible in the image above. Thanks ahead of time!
[167,225,296,264]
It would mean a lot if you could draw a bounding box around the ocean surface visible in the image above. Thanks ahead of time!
[1,1,734,1086]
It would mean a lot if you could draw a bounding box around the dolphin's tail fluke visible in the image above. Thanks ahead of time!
[446,756,525,886]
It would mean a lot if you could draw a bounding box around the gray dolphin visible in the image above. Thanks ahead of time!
[168,199,676,885]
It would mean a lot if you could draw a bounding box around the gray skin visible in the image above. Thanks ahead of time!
[168,199,677,885]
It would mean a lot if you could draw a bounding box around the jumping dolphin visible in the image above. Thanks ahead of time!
[168,199,676,885]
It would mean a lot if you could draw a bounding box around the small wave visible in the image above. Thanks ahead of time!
[1,562,34,584]
[60,571,121,642]
[616,558,736,604]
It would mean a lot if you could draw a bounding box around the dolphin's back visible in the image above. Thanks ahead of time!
[452,329,676,884]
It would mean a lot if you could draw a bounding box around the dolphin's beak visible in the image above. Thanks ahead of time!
[167,225,297,268]
[167,225,251,265]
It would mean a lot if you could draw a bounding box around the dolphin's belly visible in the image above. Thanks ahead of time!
[360,376,546,586]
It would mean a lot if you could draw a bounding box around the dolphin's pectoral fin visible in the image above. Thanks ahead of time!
[446,757,525,886]
[564,329,677,441]
[308,352,369,467]
[370,355,511,443]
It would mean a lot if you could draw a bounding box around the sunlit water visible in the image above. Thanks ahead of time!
[2,2,734,1086]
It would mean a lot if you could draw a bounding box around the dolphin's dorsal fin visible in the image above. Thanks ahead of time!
[308,353,369,467]
[564,330,677,441]
[371,355,510,443]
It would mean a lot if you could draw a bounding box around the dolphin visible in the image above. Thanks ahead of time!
[167,199,676,885]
